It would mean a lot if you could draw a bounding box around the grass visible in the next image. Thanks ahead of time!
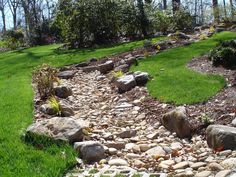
[131,31,236,105]
[0,36,164,177]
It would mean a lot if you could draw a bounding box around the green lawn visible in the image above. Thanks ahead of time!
[0,37,164,177]
[131,31,236,105]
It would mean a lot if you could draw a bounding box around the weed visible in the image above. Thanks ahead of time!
[46,96,61,116]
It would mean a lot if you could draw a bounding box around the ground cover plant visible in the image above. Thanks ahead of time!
[0,37,164,177]
[131,31,236,105]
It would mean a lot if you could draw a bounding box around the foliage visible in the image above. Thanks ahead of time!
[112,71,124,78]
[47,96,61,115]
[154,11,172,34]
[199,34,208,40]
[201,115,213,126]
[33,64,58,100]
[172,8,194,31]
[3,29,25,50]
[209,26,216,33]
[209,40,236,68]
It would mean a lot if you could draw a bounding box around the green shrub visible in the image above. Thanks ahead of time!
[33,64,59,100]
[3,29,25,50]
[209,40,236,68]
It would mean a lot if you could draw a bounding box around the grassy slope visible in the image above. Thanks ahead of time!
[0,37,164,177]
[131,32,236,105]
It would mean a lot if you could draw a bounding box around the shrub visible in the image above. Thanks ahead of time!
[209,40,236,68]
[199,34,208,40]
[46,96,61,116]
[209,26,215,33]
[33,64,59,100]
[3,29,25,50]
[112,71,124,78]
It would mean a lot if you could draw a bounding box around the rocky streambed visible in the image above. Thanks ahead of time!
[26,29,236,177]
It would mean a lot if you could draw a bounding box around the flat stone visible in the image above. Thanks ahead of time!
[26,117,84,143]
[195,171,212,177]
[133,159,145,168]
[105,142,125,150]
[117,130,137,139]
[98,60,114,74]
[173,161,189,170]
[206,125,236,150]
[208,162,224,171]
[190,162,206,170]
[58,70,77,79]
[220,158,236,169]
[146,146,166,157]
[215,170,232,177]
[108,159,128,166]
[74,141,105,163]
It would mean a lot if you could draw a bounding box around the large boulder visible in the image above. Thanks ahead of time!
[133,71,149,86]
[98,60,114,74]
[26,117,85,143]
[115,75,137,93]
[54,85,72,98]
[74,141,105,163]
[58,70,77,79]
[206,125,236,150]
[59,100,74,117]
[161,107,191,138]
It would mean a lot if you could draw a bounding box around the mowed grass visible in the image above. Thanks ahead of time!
[0,37,164,177]
[131,31,236,105]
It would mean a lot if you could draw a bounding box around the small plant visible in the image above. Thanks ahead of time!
[209,26,215,33]
[112,71,124,78]
[33,64,59,100]
[156,45,161,50]
[144,49,149,58]
[47,96,61,115]
[199,34,208,40]
[201,115,213,126]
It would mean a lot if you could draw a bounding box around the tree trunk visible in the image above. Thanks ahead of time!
[212,0,219,23]
[163,0,167,10]
[137,0,148,37]
[1,10,6,32]
[13,8,17,30]
[229,0,234,20]
[172,0,180,14]
[223,0,227,19]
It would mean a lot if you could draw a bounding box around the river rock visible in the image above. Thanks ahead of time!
[117,130,137,139]
[206,125,236,150]
[39,104,57,115]
[98,60,114,74]
[54,85,72,98]
[26,117,84,143]
[146,146,166,157]
[74,141,105,163]
[108,159,128,166]
[115,75,137,93]
[133,71,149,86]
[161,107,191,138]
[59,100,74,117]
[58,70,77,79]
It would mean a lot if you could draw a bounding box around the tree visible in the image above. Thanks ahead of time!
[7,0,20,30]
[163,0,167,10]
[212,0,219,22]
[137,0,148,37]
[0,0,7,32]
[172,0,180,13]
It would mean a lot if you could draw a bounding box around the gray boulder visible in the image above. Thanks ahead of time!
[206,125,236,150]
[117,130,137,139]
[98,60,114,74]
[161,107,191,138]
[133,71,149,86]
[58,70,77,79]
[26,117,84,143]
[114,64,129,73]
[74,141,105,163]
[54,85,72,98]
[59,100,74,117]
[115,75,137,93]
[39,104,57,115]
